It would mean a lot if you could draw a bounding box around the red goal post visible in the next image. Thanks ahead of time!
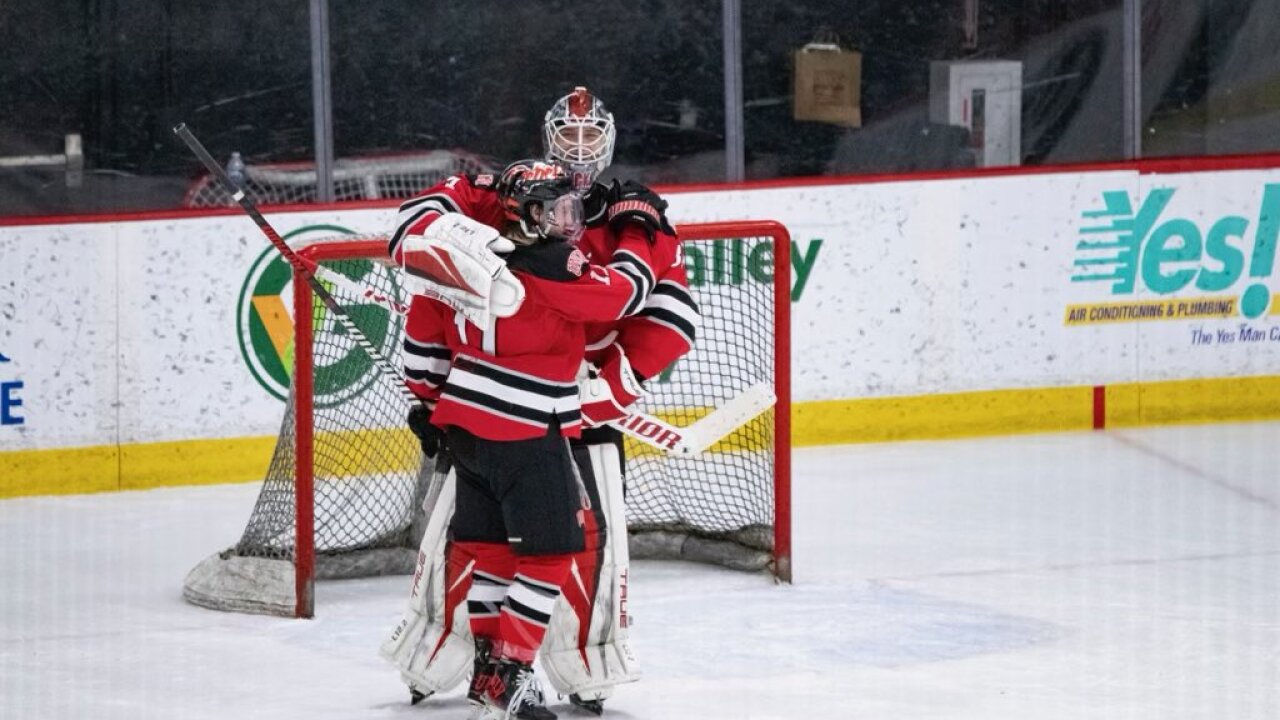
[183,220,791,618]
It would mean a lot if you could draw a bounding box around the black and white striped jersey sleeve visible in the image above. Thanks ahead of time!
[402,295,452,402]
[607,247,657,318]
[403,335,451,397]
[387,189,463,262]
[636,279,700,349]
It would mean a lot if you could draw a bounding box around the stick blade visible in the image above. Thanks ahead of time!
[678,382,777,455]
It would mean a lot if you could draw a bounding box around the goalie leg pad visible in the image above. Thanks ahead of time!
[540,439,641,697]
[388,608,474,697]
[380,471,476,696]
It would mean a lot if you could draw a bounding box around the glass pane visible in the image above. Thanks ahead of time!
[1144,0,1280,157]
[328,2,726,194]
[0,1,312,216]
[743,0,1125,178]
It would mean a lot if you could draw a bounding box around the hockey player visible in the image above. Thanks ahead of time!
[394,165,662,720]
[537,87,698,715]
[383,87,698,715]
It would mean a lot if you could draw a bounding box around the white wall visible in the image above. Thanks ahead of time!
[2,165,1278,452]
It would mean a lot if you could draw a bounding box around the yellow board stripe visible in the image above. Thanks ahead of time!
[0,436,276,499]
[0,444,122,498]
[1104,375,1280,427]
[0,427,418,499]
[4,374,1280,499]
[118,436,279,491]
[793,385,1097,445]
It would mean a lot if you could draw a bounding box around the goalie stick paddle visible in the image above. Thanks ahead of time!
[173,123,421,410]
[613,381,776,455]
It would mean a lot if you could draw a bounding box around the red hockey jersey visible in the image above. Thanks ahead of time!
[389,173,663,322]
[401,232,659,441]
[578,227,698,382]
[390,172,698,386]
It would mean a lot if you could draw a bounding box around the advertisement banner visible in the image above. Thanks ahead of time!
[3,164,1278,464]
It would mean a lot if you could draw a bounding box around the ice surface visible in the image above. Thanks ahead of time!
[2,422,1277,719]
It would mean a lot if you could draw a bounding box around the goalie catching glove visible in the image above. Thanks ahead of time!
[579,343,645,427]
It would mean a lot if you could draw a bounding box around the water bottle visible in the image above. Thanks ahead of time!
[226,151,246,190]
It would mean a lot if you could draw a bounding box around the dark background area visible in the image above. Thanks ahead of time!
[1,0,1277,216]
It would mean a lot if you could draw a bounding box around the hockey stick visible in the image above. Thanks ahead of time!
[297,250,776,454]
[310,261,411,315]
[617,381,776,455]
[173,123,422,410]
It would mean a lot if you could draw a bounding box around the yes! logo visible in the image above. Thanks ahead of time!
[1071,185,1279,318]
[236,225,403,405]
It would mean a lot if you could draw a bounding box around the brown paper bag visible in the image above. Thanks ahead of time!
[793,43,862,127]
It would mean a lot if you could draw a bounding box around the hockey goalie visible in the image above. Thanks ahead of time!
[380,87,700,717]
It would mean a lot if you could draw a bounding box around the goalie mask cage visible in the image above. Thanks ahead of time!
[183,221,791,618]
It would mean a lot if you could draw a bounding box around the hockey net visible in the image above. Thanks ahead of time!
[183,221,791,617]
[182,150,495,207]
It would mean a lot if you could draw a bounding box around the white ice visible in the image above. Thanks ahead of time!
[2,422,1278,719]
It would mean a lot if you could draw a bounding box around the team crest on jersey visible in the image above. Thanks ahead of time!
[566,248,588,277]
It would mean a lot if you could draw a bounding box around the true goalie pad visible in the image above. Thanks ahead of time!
[379,468,475,697]
[399,214,525,326]
[540,440,641,700]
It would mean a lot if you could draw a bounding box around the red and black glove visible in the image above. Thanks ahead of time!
[606,180,676,240]
[579,343,645,428]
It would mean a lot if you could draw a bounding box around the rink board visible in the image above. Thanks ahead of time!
[3,161,1280,495]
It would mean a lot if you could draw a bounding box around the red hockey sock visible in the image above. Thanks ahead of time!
[456,541,516,642]
[496,554,573,664]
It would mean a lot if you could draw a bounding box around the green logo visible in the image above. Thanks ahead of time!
[1071,184,1279,319]
[236,225,403,405]
[685,237,822,302]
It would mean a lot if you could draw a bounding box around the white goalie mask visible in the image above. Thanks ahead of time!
[543,86,616,190]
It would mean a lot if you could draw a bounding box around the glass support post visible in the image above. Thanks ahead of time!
[723,0,745,182]
[1122,0,1142,159]
[310,0,335,202]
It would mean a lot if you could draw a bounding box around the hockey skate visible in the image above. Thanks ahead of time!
[568,693,604,715]
[467,637,496,705]
[474,658,557,720]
